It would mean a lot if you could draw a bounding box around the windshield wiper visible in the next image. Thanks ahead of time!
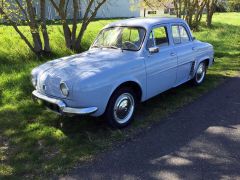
[105,45,123,52]
[91,45,102,48]
[109,45,119,49]
[93,45,123,52]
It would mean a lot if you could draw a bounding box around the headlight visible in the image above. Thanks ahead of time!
[31,76,37,87]
[60,82,69,97]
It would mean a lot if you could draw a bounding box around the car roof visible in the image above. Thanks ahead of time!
[104,17,186,30]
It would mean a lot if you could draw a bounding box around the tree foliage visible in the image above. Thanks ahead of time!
[143,0,220,29]
[227,0,240,11]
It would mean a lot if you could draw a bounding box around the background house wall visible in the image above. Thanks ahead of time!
[30,0,140,20]
[90,0,140,18]
[140,1,175,17]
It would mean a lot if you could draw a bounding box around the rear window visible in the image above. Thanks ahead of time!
[172,25,190,44]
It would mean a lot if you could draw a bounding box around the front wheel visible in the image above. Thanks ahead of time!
[192,62,207,85]
[104,88,136,128]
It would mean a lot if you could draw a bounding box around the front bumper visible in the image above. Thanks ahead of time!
[32,90,98,115]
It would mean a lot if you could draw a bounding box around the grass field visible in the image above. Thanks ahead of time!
[0,13,240,178]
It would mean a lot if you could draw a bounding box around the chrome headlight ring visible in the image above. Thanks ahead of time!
[60,82,69,97]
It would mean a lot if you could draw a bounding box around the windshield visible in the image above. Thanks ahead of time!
[92,27,146,51]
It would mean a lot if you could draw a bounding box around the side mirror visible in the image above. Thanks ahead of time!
[149,46,159,54]
[192,37,196,41]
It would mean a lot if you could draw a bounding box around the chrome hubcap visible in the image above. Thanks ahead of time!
[196,63,205,83]
[113,93,135,124]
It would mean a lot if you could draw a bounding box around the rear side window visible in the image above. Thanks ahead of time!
[179,26,190,43]
[172,25,190,44]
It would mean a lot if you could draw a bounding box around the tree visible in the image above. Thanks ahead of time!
[143,0,207,30]
[206,0,218,27]
[227,0,240,12]
[192,0,207,29]
[40,0,51,53]
[0,0,51,56]
[49,0,107,52]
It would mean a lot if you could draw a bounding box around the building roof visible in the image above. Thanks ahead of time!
[104,17,186,29]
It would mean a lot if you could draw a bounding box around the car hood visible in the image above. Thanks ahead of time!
[32,48,136,98]
[33,48,132,81]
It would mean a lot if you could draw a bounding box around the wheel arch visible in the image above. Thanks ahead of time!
[110,81,143,103]
[196,55,212,68]
[201,58,210,67]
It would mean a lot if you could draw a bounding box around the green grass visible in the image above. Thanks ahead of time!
[0,13,240,178]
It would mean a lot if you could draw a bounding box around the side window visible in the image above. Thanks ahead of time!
[147,26,169,49]
[153,26,169,47]
[179,26,190,43]
[172,25,181,44]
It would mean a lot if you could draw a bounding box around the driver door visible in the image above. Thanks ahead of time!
[145,25,178,98]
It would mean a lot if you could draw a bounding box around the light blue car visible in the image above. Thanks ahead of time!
[32,17,214,128]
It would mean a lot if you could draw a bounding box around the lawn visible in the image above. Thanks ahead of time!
[0,13,240,178]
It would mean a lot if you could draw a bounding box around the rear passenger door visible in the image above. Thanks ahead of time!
[171,24,195,85]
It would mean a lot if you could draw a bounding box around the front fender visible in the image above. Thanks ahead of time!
[195,43,214,68]
[109,76,146,103]
[69,59,146,117]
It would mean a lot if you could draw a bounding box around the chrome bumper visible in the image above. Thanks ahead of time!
[32,90,98,115]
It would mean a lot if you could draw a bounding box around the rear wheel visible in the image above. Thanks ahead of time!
[104,88,136,128]
[192,62,207,85]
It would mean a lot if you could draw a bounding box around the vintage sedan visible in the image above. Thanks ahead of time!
[31,17,214,128]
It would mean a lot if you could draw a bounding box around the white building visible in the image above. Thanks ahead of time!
[8,0,173,20]
[93,0,141,18]
[33,0,140,20]
[140,1,175,17]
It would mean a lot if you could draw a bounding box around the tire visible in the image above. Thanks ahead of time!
[104,87,137,128]
[192,62,207,86]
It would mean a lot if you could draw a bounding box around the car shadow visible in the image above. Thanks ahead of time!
[48,72,231,142]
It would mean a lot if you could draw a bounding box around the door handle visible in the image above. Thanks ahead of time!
[170,52,176,56]
[192,47,197,51]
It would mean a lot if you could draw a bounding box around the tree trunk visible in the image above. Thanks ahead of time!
[71,0,79,50]
[40,0,51,53]
[193,0,206,30]
[26,0,43,54]
[49,0,72,49]
[207,12,213,27]
[62,21,72,49]
[60,6,72,49]
[179,0,182,18]
[74,22,87,51]
[173,0,180,17]
[206,0,216,27]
